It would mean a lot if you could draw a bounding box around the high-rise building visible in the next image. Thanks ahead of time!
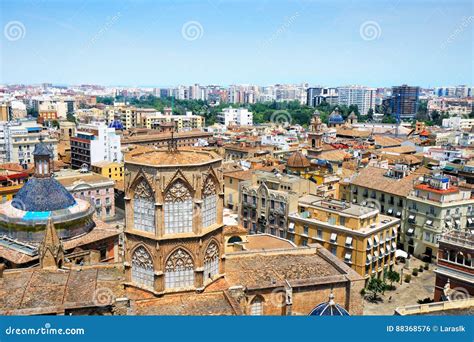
[307,87,338,107]
[389,85,420,120]
[337,86,376,115]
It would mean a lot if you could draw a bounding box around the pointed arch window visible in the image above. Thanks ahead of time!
[250,296,264,315]
[133,180,155,233]
[164,180,193,234]
[204,241,219,282]
[164,248,194,289]
[131,246,154,288]
[202,177,217,228]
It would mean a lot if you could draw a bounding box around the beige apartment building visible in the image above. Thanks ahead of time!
[239,170,318,237]
[143,111,205,131]
[289,195,400,281]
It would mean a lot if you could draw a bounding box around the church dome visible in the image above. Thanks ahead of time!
[328,110,344,124]
[309,292,350,316]
[12,177,76,212]
[287,151,310,169]
[0,141,95,243]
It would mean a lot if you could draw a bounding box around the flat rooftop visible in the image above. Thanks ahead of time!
[298,194,378,218]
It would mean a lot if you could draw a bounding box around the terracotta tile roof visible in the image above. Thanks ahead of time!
[287,151,311,168]
[0,244,37,265]
[379,146,417,154]
[319,150,351,162]
[122,130,212,144]
[0,265,125,314]
[336,129,371,138]
[57,173,114,187]
[245,234,296,250]
[350,166,429,197]
[0,163,25,172]
[131,291,240,315]
[63,219,120,251]
[223,225,248,235]
[374,136,402,147]
[223,170,252,181]
[225,252,341,289]
[378,152,422,165]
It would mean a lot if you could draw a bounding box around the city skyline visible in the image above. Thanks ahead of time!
[1,0,473,87]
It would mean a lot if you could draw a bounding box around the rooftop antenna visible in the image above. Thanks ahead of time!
[168,125,178,152]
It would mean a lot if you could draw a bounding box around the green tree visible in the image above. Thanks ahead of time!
[367,108,374,121]
[385,270,400,287]
[97,96,114,105]
[66,113,76,124]
[366,276,385,301]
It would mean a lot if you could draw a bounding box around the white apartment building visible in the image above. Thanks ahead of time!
[9,101,27,119]
[404,174,474,259]
[337,86,376,115]
[217,107,253,126]
[442,116,474,130]
[0,120,58,167]
[70,122,122,169]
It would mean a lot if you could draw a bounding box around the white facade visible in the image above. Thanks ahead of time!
[0,120,58,166]
[442,116,474,130]
[261,134,294,150]
[76,122,122,165]
[460,131,474,146]
[217,107,253,126]
[337,86,376,115]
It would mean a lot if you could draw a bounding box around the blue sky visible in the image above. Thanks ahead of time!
[0,0,472,87]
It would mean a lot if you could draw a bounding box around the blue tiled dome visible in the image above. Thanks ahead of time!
[328,111,344,124]
[108,120,124,130]
[309,293,350,316]
[12,178,76,212]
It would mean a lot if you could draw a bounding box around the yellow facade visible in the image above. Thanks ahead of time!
[91,162,124,181]
[289,197,399,282]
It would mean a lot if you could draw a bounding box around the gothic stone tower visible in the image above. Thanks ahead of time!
[123,145,225,295]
